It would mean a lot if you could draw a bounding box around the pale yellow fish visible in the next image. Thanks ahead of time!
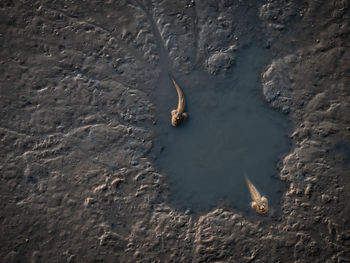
[245,178,268,216]
[170,77,188,127]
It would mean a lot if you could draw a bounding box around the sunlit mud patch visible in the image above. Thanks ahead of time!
[152,44,290,214]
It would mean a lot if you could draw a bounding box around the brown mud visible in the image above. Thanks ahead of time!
[1,0,350,262]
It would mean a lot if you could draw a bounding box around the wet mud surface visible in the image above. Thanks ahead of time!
[153,45,290,213]
[1,0,350,262]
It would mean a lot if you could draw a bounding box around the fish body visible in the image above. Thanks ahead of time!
[170,77,188,126]
[246,178,268,216]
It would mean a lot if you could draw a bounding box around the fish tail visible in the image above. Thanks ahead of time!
[245,177,261,202]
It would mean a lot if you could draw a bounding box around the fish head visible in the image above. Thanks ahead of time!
[256,200,268,216]
[171,111,185,126]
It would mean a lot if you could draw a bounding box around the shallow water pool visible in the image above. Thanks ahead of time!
[152,44,290,214]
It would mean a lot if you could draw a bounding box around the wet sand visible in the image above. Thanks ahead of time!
[1,0,349,262]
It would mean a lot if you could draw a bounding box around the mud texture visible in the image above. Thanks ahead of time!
[1,0,350,262]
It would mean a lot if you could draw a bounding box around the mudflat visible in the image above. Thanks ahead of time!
[1,0,349,262]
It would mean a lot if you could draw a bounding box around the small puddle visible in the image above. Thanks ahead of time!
[152,44,290,214]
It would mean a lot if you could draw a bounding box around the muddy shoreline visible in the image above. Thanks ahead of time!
[1,0,349,262]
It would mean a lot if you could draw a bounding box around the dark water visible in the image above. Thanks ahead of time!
[152,44,290,214]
